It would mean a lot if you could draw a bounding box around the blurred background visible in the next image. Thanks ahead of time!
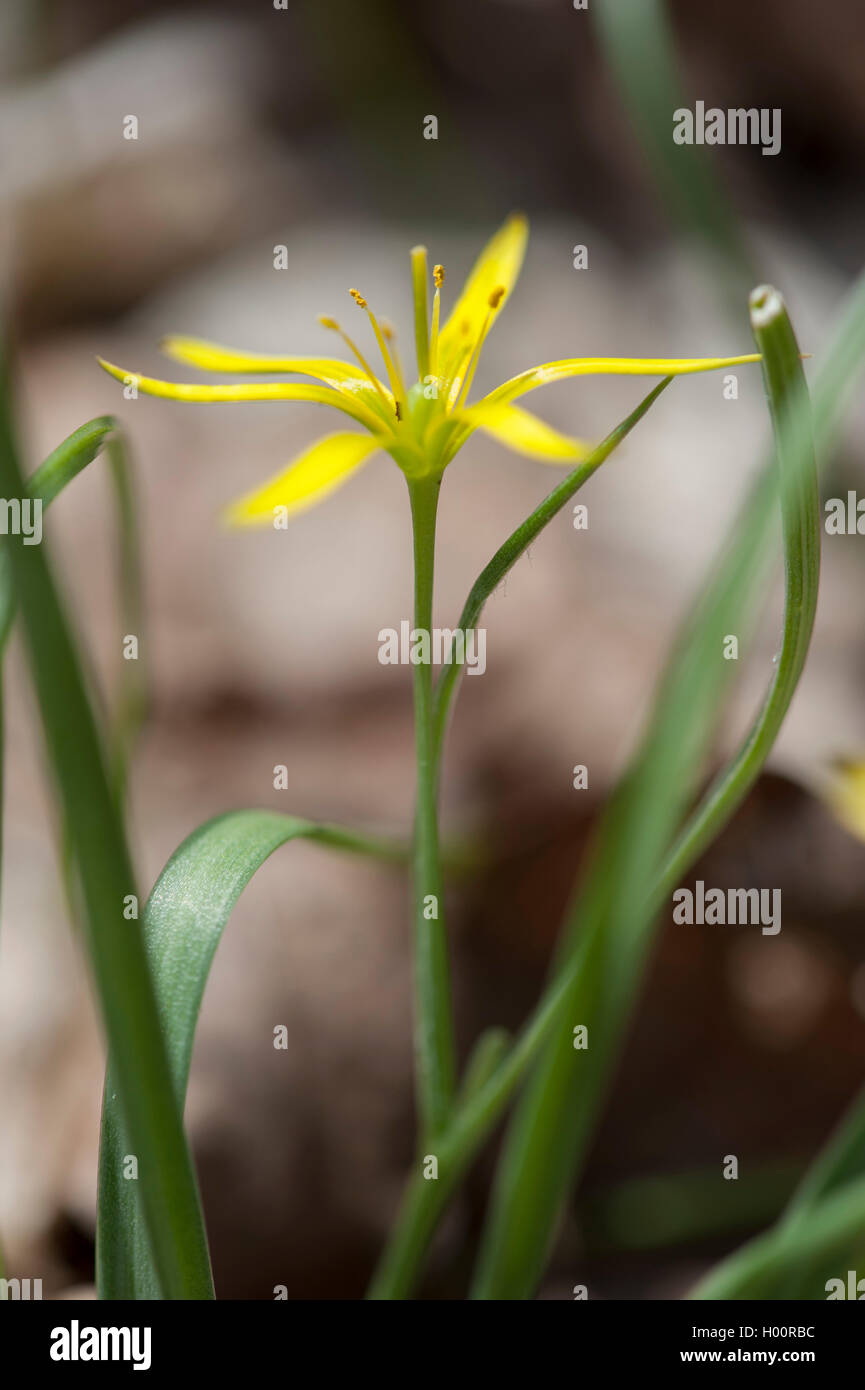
[2,0,865,1299]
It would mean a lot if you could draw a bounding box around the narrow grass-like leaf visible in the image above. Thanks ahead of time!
[0,416,146,799]
[98,809,405,1298]
[469,287,818,1300]
[0,416,145,1275]
[432,377,672,763]
[698,1081,865,1301]
[655,290,819,897]
[457,1028,511,1106]
[690,1176,865,1301]
[675,277,865,1301]
[0,417,121,641]
[785,1084,865,1218]
[0,367,212,1299]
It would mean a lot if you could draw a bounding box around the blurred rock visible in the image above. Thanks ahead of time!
[1,15,301,327]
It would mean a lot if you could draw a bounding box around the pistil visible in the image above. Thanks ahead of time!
[411,246,431,381]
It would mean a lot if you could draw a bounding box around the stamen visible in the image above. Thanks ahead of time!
[453,288,506,411]
[318,313,390,405]
[429,288,442,378]
[350,288,406,417]
[382,319,408,412]
[425,265,446,381]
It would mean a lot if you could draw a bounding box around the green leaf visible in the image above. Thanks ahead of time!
[458,1028,511,1106]
[690,1175,865,1301]
[0,415,146,802]
[786,1084,865,1218]
[679,274,865,1302]
[469,286,819,1300]
[432,377,672,763]
[697,1080,865,1301]
[0,415,147,1278]
[98,809,405,1298]
[0,370,212,1300]
[655,288,819,896]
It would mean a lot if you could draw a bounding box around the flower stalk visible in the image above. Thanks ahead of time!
[408,474,457,1142]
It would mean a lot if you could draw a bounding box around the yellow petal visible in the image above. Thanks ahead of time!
[97,358,386,432]
[224,432,379,526]
[479,354,762,409]
[437,213,528,380]
[825,760,865,842]
[457,402,590,463]
[161,336,373,390]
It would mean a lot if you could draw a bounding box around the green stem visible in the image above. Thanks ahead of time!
[370,380,673,1298]
[367,965,574,1298]
[408,476,457,1143]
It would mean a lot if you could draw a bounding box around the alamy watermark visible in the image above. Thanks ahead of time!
[826,1271,865,1299]
[672,881,782,935]
[378,621,486,675]
[0,497,42,545]
[0,1277,42,1300]
[673,102,781,157]
[825,492,865,534]
[50,1320,151,1370]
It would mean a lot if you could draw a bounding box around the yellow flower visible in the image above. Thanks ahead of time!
[825,760,865,843]
[97,214,760,525]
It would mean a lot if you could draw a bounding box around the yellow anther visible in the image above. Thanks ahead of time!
[349,289,368,309]
[488,285,506,309]
[381,319,395,341]
[318,315,339,330]
[433,264,445,288]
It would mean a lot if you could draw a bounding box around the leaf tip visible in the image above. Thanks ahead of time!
[749,284,785,330]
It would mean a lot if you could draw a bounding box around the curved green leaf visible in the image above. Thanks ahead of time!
[690,1175,865,1301]
[0,415,146,802]
[695,1079,865,1301]
[97,809,403,1299]
[432,377,672,764]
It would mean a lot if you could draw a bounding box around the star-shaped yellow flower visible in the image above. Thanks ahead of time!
[97,214,760,524]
